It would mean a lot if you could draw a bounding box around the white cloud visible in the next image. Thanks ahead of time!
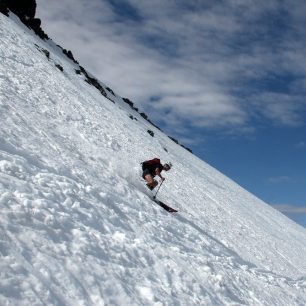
[268,176,293,184]
[35,0,306,138]
[272,204,306,214]
[296,141,305,149]
[251,93,306,126]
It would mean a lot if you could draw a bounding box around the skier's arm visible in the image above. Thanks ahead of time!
[155,167,165,181]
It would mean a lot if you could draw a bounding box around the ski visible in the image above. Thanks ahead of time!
[153,199,178,213]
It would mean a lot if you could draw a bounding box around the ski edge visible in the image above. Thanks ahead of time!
[153,199,178,213]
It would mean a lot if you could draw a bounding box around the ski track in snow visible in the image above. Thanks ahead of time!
[1,13,306,306]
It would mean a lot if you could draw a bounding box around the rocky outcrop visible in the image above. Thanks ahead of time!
[0,0,48,40]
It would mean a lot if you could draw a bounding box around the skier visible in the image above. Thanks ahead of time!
[141,158,172,190]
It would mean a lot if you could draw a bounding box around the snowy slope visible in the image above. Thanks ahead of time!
[1,13,306,306]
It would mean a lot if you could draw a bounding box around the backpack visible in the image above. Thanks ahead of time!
[142,158,160,170]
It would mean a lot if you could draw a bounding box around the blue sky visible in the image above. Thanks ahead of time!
[36,0,306,228]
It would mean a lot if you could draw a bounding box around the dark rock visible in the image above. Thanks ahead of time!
[122,98,138,112]
[140,112,148,120]
[63,49,79,64]
[123,97,133,107]
[77,66,110,100]
[34,44,50,59]
[0,0,9,16]
[1,0,49,40]
[147,130,154,137]
[5,0,36,19]
[27,18,49,40]
[106,87,116,96]
[42,48,50,59]
[168,136,179,144]
[181,144,193,153]
[55,64,63,72]
[129,115,137,121]
[168,136,193,153]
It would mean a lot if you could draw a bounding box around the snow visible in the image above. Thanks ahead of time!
[1,12,306,306]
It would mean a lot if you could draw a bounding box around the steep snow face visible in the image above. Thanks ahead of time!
[1,13,306,306]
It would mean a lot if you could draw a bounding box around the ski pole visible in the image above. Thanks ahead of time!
[153,179,164,199]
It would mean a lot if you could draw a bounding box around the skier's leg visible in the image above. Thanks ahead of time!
[145,174,154,185]
[144,174,157,189]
